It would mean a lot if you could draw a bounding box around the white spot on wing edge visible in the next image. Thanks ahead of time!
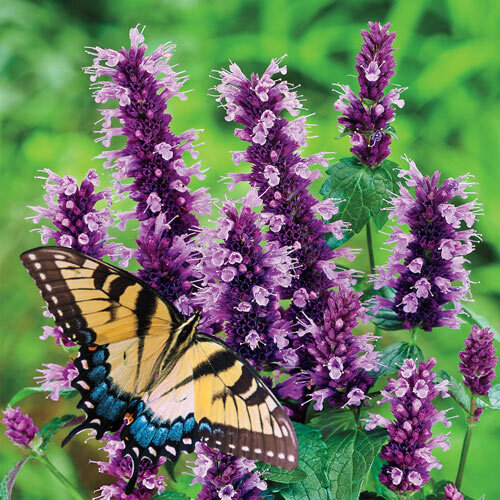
[287,454,295,462]
[83,259,99,269]
[278,452,285,459]
[254,448,262,454]
[241,445,249,452]
[28,253,36,261]
[34,263,42,269]
[267,450,274,458]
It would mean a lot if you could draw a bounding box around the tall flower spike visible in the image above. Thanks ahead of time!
[334,21,405,167]
[459,325,497,399]
[87,26,211,312]
[195,189,293,369]
[214,57,358,378]
[373,158,481,331]
[366,358,451,493]
[301,287,379,410]
[2,407,38,449]
[191,442,267,500]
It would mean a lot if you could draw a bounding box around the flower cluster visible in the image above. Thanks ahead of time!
[28,168,120,261]
[301,287,379,409]
[87,26,211,311]
[334,21,405,167]
[195,189,294,368]
[35,362,78,401]
[191,442,267,500]
[366,358,451,492]
[214,56,358,389]
[444,483,464,500]
[373,159,481,331]
[459,325,497,398]
[2,407,38,449]
[93,431,166,499]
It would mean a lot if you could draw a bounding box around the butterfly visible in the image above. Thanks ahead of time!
[20,246,298,492]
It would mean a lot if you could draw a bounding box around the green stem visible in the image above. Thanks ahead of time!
[366,221,376,274]
[37,454,85,500]
[456,398,476,490]
[409,328,417,345]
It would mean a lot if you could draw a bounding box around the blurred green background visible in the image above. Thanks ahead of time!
[1,0,499,498]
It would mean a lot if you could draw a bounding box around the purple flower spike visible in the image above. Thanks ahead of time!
[2,407,38,449]
[35,361,78,401]
[195,189,293,368]
[214,56,359,382]
[191,442,267,500]
[28,168,123,262]
[299,287,379,409]
[459,325,497,398]
[444,483,464,500]
[87,26,211,310]
[373,158,481,331]
[366,358,451,493]
[93,431,166,499]
[334,21,405,167]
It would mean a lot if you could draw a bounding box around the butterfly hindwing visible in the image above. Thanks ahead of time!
[20,246,180,345]
[192,335,298,470]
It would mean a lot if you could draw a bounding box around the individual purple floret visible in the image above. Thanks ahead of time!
[366,358,451,493]
[93,431,166,500]
[191,442,267,500]
[2,407,38,449]
[195,189,293,368]
[373,158,481,331]
[214,56,357,372]
[334,21,405,167]
[87,26,211,312]
[35,362,78,401]
[28,168,122,261]
[300,287,379,409]
[459,325,497,397]
[444,483,464,500]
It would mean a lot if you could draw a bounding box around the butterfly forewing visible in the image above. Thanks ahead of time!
[20,246,179,345]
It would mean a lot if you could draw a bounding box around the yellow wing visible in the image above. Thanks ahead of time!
[20,246,180,345]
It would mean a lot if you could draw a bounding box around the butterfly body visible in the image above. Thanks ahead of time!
[20,246,298,493]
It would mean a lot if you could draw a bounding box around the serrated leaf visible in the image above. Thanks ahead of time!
[39,414,79,450]
[436,371,471,413]
[0,455,35,500]
[308,408,356,441]
[256,463,307,483]
[477,384,500,410]
[460,305,500,343]
[326,428,388,500]
[320,158,394,239]
[7,387,77,407]
[376,342,424,377]
[151,491,189,500]
[277,423,330,500]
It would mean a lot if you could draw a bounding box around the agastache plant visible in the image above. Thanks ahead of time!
[194,188,295,368]
[334,21,405,168]
[373,158,481,331]
[3,21,498,500]
[87,25,211,313]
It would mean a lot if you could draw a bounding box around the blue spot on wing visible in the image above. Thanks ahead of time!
[184,416,195,433]
[152,426,169,447]
[167,422,184,442]
[88,366,107,382]
[199,421,212,433]
[92,350,106,365]
[90,382,108,403]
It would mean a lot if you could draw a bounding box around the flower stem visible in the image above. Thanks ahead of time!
[37,454,85,500]
[410,328,417,345]
[366,220,376,274]
[456,397,476,490]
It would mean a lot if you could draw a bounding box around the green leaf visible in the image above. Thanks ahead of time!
[277,423,330,500]
[376,342,424,377]
[151,491,189,500]
[436,371,471,413]
[326,428,388,500]
[256,463,308,483]
[320,158,394,241]
[0,455,35,500]
[371,456,399,500]
[39,414,79,451]
[369,307,403,331]
[7,387,77,407]
[460,305,500,343]
[308,408,356,441]
[477,384,500,410]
